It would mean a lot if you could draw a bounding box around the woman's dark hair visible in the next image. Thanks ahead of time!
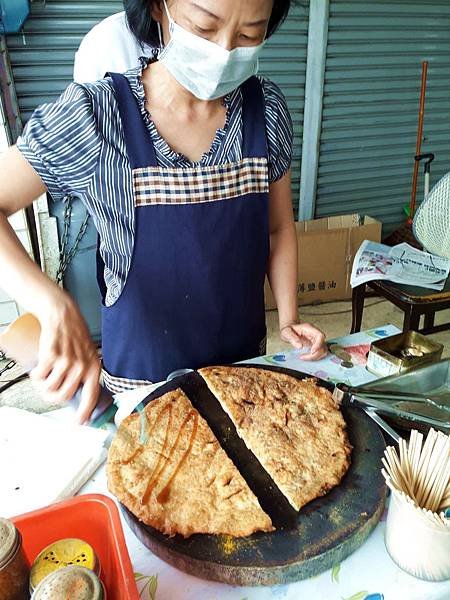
[124,0,292,48]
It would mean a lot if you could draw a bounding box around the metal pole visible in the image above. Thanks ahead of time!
[298,0,329,221]
[0,35,22,142]
[0,34,41,268]
[408,61,428,223]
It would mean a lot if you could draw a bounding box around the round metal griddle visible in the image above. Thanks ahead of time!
[120,365,387,586]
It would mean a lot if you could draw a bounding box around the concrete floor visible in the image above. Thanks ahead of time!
[1,299,449,413]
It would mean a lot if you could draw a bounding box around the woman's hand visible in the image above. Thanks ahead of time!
[31,290,101,424]
[280,321,328,360]
[0,147,100,423]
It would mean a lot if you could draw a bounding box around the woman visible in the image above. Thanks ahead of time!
[0,0,327,423]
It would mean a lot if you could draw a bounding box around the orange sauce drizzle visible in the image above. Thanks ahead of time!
[140,406,198,505]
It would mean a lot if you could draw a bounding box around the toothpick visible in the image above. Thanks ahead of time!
[381,429,450,532]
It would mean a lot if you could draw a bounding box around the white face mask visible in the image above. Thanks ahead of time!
[158,0,265,101]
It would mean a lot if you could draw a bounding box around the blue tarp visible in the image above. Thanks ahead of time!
[0,0,29,34]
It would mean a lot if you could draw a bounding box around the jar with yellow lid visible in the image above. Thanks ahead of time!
[0,517,29,600]
[29,538,100,594]
[31,566,106,599]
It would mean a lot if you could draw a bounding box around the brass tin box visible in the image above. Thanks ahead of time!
[367,331,443,377]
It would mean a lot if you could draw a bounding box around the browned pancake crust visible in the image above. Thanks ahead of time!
[107,388,273,537]
[199,367,352,511]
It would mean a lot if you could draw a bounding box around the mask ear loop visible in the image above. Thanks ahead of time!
[157,21,164,53]
[158,0,174,56]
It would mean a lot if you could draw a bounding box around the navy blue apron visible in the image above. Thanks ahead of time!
[100,74,270,390]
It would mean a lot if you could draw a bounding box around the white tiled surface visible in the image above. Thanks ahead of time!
[8,210,26,230]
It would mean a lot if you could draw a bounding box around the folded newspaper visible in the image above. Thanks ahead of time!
[351,241,450,291]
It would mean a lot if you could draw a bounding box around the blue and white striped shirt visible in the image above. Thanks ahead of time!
[17,57,293,305]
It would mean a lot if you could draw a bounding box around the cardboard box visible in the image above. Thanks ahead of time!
[265,214,382,309]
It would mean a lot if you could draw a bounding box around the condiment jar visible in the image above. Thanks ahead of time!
[0,517,29,600]
[29,538,100,593]
[31,566,106,599]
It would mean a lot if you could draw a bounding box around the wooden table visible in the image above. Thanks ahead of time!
[351,277,450,334]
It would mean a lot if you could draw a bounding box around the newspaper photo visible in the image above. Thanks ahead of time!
[351,241,450,291]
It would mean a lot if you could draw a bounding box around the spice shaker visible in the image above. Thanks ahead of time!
[31,566,106,599]
[29,538,100,593]
[0,518,29,600]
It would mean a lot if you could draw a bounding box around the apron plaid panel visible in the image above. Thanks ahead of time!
[259,336,267,356]
[133,157,269,205]
[101,366,153,393]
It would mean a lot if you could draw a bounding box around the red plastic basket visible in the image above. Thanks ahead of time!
[12,494,139,599]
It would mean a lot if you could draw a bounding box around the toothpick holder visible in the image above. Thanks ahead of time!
[385,488,450,581]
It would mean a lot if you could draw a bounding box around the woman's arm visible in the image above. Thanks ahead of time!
[0,146,100,422]
[267,169,298,327]
[267,170,327,360]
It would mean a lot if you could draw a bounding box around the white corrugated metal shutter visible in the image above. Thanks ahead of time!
[315,0,450,234]
[6,1,123,122]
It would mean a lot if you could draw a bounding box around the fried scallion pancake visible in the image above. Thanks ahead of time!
[107,388,273,537]
[199,367,352,511]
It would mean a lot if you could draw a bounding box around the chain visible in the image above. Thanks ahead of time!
[55,195,90,285]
